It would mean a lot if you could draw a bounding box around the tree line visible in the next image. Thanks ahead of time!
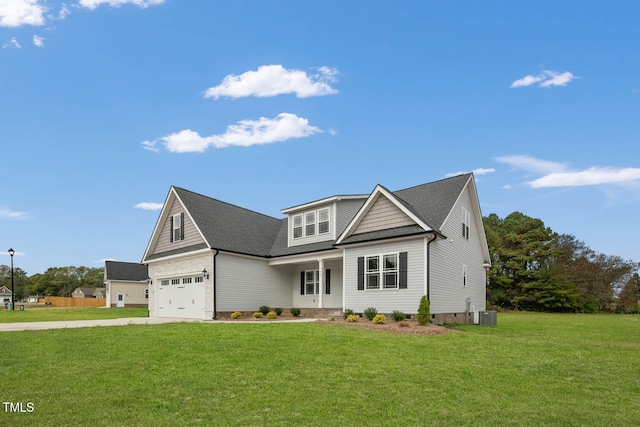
[0,266,104,300]
[484,212,640,313]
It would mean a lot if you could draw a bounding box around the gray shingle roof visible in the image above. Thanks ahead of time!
[174,187,283,257]
[105,261,149,281]
[161,174,471,258]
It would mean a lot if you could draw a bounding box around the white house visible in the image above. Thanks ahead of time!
[104,261,149,308]
[142,173,491,324]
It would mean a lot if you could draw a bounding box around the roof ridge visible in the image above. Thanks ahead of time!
[393,173,472,193]
[173,186,283,222]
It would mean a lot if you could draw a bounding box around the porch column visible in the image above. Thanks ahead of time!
[318,258,324,308]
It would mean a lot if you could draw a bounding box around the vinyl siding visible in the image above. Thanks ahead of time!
[352,195,415,235]
[429,185,487,314]
[344,238,425,313]
[149,197,205,256]
[291,259,343,308]
[216,252,292,311]
[107,281,148,306]
[335,199,366,237]
[288,204,335,247]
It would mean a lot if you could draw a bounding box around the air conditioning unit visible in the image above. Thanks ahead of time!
[478,311,497,326]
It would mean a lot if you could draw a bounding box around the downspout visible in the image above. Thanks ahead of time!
[212,249,219,320]
[426,232,436,301]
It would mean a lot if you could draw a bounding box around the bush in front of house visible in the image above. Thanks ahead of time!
[290,307,301,317]
[274,307,283,316]
[259,305,270,315]
[364,307,378,321]
[267,311,277,319]
[372,314,386,324]
[253,312,263,319]
[343,309,354,319]
[391,310,406,322]
[346,314,360,322]
[230,311,242,319]
[417,295,430,325]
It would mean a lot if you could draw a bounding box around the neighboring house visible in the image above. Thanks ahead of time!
[1,286,12,305]
[142,173,491,324]
[104,261,149,308]
[72,287,106,298]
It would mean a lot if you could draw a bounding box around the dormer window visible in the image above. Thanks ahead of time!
[305,212,316,236]
[318,208,329,234]
[293,215,303,238]
[462,208,470,240]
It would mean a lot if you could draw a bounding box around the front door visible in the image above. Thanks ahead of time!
[116,293,125,308]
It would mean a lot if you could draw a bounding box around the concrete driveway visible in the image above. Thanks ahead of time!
[0,317,202,332]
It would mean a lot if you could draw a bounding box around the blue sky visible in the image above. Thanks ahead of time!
[1,0,639,275]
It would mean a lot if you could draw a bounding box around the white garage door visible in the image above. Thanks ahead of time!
[157,277,204,319]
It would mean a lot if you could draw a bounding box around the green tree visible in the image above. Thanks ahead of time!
[0,265,30,300]
[617,273,640,310]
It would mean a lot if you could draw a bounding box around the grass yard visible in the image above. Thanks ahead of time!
[0,307,149,323]
[1,312,638,426]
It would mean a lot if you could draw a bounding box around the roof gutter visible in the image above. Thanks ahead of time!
[426,232,441,301]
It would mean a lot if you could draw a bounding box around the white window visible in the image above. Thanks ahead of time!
[305,211,316,236]
[161,280,169,286]
[304,270,319,295]
[383,254,398,289]
[195,276,204,283]
[318,208,330,234]
[366,253,399,290]
[293,214,303,238]
[463,264,467,287]
[171,279,180,285]
[462,208,470,240]
[173,213,183,242]
[182,277,192,284]
[366,256,380,289]
[145,289,149,299]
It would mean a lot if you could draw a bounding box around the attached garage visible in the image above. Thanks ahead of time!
[157,276,204,319]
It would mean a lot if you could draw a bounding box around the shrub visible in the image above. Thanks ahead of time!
[328,316,335,321]
[372,313,386,324]
[346,314,360,322]
[290,307,301,317]
[391,310,406,322]
[253,312,263,319]
[364,307,378,321]
[398,320,410,328]
[274,307,283,316]
[230,311,242,319]
[343,309,354,319]
[417,295,430,325]
[259,305,270,315]
[266,311,277,319]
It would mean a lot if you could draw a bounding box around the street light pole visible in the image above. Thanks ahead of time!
[8,248,15,311]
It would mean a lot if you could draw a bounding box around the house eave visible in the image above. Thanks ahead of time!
[281,195,368,214]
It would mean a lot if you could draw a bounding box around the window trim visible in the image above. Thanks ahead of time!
[463,264,467,287]
[303,270,319,295]
[292,207,331,239]
[293,214,303,238]
[462,208,470,240]
[364,252,399,290]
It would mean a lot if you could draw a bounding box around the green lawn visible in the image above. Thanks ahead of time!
[0,307,149,323]
[1,313,638,426]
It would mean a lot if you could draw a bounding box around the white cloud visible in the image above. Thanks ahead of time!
[510,70,577,88]
[3,36,21,48]
[58,3,70,19]
[144,113,321,153]
[444,168,496,178]
[32,34,43,46]
[0,0,46,27]
[495,155,567,174]
[135,202,163,210]
[0,208,29,219]
[78,0,165,9]
[527,167,640,188]
[204,65,339,99]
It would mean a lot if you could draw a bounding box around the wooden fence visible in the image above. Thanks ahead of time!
[42,297,106,307]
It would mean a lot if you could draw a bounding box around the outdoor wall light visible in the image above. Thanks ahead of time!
[202,269,210,279]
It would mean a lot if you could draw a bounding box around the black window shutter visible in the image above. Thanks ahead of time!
[169,215,174,242]
[180,213,185,240]
[325,269,331,294]
[300,271,305,295]
[399,252,408,289]
[357,257,364,290]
